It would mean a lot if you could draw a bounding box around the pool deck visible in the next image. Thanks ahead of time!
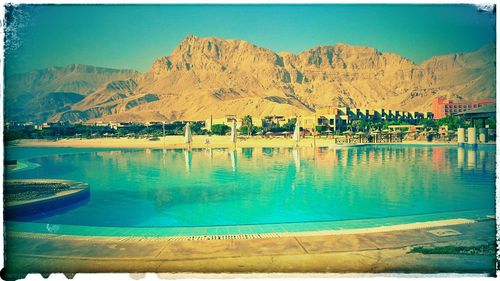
[4,218,496,277]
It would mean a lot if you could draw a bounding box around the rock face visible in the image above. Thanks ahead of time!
[5,36,495,123]
[6,64,140,122]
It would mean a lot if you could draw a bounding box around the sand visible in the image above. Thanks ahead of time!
[9,136,455,149]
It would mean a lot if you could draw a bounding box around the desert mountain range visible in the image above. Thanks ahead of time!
[5,35,495,123]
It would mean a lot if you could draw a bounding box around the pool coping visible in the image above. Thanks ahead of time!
[5,209,494,239]
[7,217,481,242]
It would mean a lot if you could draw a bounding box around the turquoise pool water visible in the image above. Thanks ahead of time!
[5,145,496,235]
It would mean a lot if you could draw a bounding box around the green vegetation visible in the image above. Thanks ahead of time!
[253,126,264,135]
[486,118,496,129]
[265,118,296,133]
[418,118,437,129]
[315,125,325,133]
[5,115,495,142]
[239,125,259,136]
[350,120,402,132]
[416,115,492,131]
[211,124,231,135]
[435,115,465,130]
[4,121,207,142]
[242,115,253,136]
[409,242,496,255]
[282,118,297,132]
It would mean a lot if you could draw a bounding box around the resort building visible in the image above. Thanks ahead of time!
[432,97,495,119]
[252,118,264,128]
[301,115,318,130]
[262,115,290,130]
[204,115,242,131]
[300,106,433,132]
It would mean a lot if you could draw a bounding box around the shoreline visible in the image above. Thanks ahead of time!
[7,136,486,149]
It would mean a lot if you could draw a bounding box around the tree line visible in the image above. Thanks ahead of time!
[4,115,495,142]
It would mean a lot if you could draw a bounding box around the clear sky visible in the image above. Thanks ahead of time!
[5,4,496,74]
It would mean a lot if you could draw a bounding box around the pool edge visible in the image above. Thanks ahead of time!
[6,211,494,240]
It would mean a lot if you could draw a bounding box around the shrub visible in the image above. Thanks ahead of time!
[211,124,231,135]
[426,134,434,142]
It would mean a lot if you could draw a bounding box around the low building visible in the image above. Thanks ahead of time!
[299,106,432,133]
[262,115,289,130]
[204,115,241,131]
[300,115,316,131]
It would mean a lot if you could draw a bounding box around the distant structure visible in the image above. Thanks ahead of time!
[302,106,433,132]
[203,106,433,134]
[432,97,495,119]
[204,115,240,131]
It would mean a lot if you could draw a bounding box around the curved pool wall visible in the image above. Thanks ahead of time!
[5,180,90,219]
[5,144,496,236]
[5,209,492,237]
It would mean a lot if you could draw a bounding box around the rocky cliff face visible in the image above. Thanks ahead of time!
[5,64,140,122]
[5,36,495,123]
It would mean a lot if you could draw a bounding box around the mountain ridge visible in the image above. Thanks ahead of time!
[5,35,495,123]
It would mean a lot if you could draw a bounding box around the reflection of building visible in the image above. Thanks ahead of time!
[431,147,445,170]
[457,147,465,168]
[432,97,495,119]
[466,149,477,169]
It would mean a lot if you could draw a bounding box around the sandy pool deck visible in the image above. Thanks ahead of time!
[9,136,460,149]
[4,218,496,277]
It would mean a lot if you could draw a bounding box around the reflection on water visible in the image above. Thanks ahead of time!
[5,145,496,228]
[467,149,476,169]
[230,150,237,172]
[457,147,489,171]
[457,147,465,168]
[184,150,192,174]
[293,148,300,171]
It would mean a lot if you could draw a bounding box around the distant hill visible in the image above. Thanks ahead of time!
[5,36,495,123]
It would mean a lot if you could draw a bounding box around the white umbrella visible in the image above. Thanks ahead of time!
[230,120,237,144]
[184,122,192,144]
[292,121,300,143]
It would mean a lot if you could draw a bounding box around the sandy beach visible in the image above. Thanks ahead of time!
[8,136,459,149]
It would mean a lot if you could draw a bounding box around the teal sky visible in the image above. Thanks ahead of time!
[5,4,496,74]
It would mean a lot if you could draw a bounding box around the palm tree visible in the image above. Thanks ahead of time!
[242,115,253,136]
[351,120,363,133]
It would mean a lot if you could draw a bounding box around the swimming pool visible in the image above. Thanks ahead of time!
[5,145,496,236]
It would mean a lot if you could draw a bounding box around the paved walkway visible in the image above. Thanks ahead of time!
[4,219,496,277]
